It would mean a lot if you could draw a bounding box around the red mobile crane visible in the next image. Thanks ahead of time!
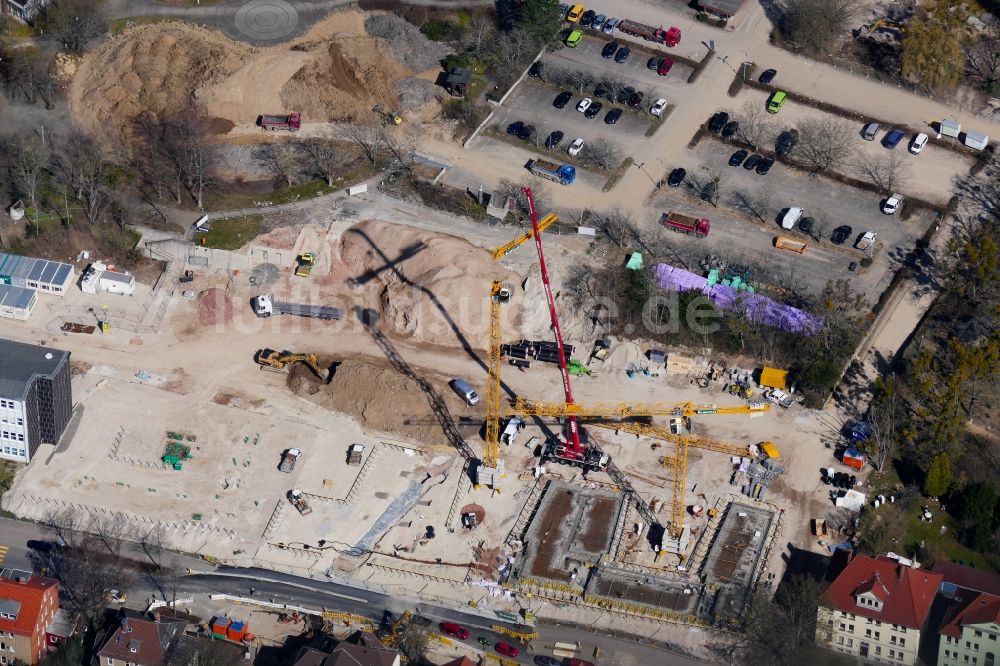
[522,187,609,471]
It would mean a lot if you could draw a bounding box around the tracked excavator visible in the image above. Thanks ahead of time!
[255,348,329,381]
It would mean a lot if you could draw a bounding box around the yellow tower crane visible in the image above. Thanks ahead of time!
[491,213,559,260]
[508,397,769,419]
[477,280,511,490]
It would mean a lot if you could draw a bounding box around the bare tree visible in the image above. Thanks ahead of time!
[381,125,421,174]
[461,15,497,61]
[795,117,857,174]
[300,139,341,186]
[865,377,900,473]
[135,524,168,570]
[966,36,1000,94]
[498,177,550,217]
[91,513,134,559]
[396,621,431,663]
[583,136,622,170]
[730,184,773,223]
[42,506,82,547]
[5,132,51,211]
[339,119,384,165]
[493,26,534,69]
[780,0,859,55]
[566,68,596,95]
[852,151,911,193]
[54,130,114,223]
[259,141,304,187]
[590,208,639,248]
[734,100,774,150]
[40,0,107,53]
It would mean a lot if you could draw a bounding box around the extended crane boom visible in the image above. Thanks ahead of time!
[478,281,510,489]
[509,397,770,419]
[492,212,559,259]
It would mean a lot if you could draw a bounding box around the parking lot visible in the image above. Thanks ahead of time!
[678,138,935,263]
[720,88,976,204]
[492,79,654,163]
[546,32,695,100]
[472,132,609,190]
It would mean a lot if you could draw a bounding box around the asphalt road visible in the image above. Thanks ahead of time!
[0,518,704,666]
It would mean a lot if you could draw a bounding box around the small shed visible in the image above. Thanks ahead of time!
[698,0,745,18]
[940,117,961,138]
[444,67,471,98]
[757,366,789,390]
[98,269,135,295]
[964,130,989,150]
[647,349,667,365]
[842,447,867,470]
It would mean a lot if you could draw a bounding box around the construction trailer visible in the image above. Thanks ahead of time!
[0,284,37,321]
[0,253,74,295]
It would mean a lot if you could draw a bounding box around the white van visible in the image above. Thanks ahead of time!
[781,207,803,229]
[450,379,480,406]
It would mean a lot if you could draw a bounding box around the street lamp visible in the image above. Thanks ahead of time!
[634,161,658,187]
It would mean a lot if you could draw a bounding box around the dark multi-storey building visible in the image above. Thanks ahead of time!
[0,338,72,464]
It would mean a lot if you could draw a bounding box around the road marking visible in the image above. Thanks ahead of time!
[189,571,368,603]
[0,545,8,566]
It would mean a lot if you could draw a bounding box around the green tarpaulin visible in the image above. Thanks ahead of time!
[625,252,643,270]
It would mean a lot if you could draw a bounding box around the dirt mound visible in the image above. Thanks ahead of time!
[288,357,475,444]
[198,288,235,326]
[338,221,522,347]
[70,11,418,137]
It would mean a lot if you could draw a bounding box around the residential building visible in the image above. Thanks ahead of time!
[44,608,79,649]
[934,562,1000,597]
[937,589,1000,666]
[92,609,187,666]
[0,571,60,665]
[0,338,72,463]
[292,631,400,666]
[815,554,943,665]
[0,0,50,23]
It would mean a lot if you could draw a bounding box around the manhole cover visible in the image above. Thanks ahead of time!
[234,0,299,41]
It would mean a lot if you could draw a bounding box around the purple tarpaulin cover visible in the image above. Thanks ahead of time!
[654,263,823,335]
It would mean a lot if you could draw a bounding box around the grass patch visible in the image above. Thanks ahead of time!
[197,215,262,250]
[602,157,633,192]
[467,75,488,102]
[0,18,39,38]
[902,509,992,568]
[111,16,173,33]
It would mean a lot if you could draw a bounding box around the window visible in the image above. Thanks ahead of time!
[840,623,846,631]
[874,632,880,640]
[107,658,114,665]
[850,625,855,632]
[979,632,985,638]
[848,639,854,647]
[899,638,905,647]
[838,636,844,645]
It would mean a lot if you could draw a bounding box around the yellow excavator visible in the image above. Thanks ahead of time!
[255,348,329,381]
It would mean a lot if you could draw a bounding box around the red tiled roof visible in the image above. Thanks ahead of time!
[442,658,477,666]
[94,610,186,666]
[932,562,1000,596]
[0,574,58,636]
[939,591,1000,638]
[822,555,942,629]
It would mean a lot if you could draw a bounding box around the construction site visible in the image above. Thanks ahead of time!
[0,179,838,650]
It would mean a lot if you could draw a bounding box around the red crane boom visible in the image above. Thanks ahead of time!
[523,187,582,454]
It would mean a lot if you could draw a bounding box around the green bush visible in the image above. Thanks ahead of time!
[421,19,459,42]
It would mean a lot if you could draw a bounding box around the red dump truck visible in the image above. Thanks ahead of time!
[259,113,301,132]
[617,20,681,47]
[660,211,710,238]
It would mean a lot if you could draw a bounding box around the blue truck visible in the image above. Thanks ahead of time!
[528,159,576,185]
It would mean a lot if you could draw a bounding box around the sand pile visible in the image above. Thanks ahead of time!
[69,11,422,137]
[288,357,478,444]
[339,221,522,347]
[198,288,235,326]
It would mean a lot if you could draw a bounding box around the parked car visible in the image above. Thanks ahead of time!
[882,192,904,214]
[627,91,644,108]
[603,17,619,33]
[601,41,618,58]
[650,98,668,116]
[721,120,739,138]
[616,86,635,105]
[862,122,880,141]
[729,149,749,166]
[798,216,814,233]
[882,129,905,149]
[657,57,674,76]
[766,389,794,408]
[592,14,606,30]
[910,132,929,154]
[568,137,584,156]
[553,91,572,108]
[743,154,763,170]
[584,101,603,118]
[775,129,799,156]
[440,623,470,640]
[534,657,561,666]
[759,68,777,84]
[667,167,686,187]
[576,97,592,112]
[506,121,524,136]
[756,156,775,174]
[767,90,787,113]
[614,45,631,63]
[830,225,853,245]
[517,124,535,140]
[855,231,878,250]
[558,3,569,18]
[647,56,659,70]
[781,207,803,229]
[604,107,623,124]
[565,30,583,47]
[594,83,611,101]
[528,61,542,78]
[545,130,565,150]
[496,643,520,658]
[579,9,596,27]
[708,111,729,133]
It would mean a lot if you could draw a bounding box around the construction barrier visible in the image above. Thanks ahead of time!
[491,625,539,642]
